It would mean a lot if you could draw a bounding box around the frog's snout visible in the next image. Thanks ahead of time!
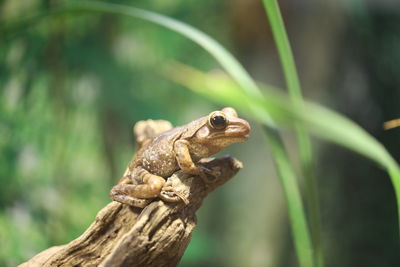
[226,118,250,139]
[240,121,250,139]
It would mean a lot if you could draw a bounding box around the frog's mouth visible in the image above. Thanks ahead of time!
[210,129,249,141]
[227,134,249,142]
[224,123,250,140]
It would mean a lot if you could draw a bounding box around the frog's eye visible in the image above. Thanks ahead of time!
[209,112,227,130]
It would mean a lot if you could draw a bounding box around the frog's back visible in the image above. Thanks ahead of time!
[131,126,183,177]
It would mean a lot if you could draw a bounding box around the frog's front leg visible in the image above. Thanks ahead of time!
[110,167,166,208]
[174,140,216,183]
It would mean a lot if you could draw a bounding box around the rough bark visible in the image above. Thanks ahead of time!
[20,155,242,267]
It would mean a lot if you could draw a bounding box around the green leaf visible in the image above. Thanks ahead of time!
[263,126,314,267]
[262,1,322,265]
[168,64,399,172]
[166,63,400,245]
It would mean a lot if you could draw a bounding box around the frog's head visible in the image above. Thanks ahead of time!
[193,107,250,150]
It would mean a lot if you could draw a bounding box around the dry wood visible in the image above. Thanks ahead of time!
[20,155,242,267]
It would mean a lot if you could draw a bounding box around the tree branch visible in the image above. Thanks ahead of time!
[20,155,242,267]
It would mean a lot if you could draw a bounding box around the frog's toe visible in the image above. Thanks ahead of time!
[112,194,151,208]
[159,186,180,202]
[160,186,188,205]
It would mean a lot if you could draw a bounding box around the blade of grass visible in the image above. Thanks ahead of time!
[3,1,398,173]
[1,2,314,266]
[165,63,400,242]
[262,1,322,266]
[1,2,262,101]
[162,65,314,267]
[167,64,400,171]
[264,126,314,267]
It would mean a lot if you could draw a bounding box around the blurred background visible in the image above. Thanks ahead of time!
[1,0,400,266]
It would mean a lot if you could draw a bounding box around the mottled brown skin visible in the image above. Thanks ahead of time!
[110,107,250,207]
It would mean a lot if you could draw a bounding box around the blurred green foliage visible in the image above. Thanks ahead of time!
[0,0,234,265]
[2,0,400,267]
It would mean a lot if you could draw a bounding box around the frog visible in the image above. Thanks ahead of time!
[110,107,250,208]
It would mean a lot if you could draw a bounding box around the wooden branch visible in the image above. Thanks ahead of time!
[20,155,242,267]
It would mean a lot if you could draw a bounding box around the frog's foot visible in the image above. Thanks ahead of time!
[111,193,151,208]
[110,185,151,208]
[110,183,161,208]
[160,185,189,205]
[110,168,167,208]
